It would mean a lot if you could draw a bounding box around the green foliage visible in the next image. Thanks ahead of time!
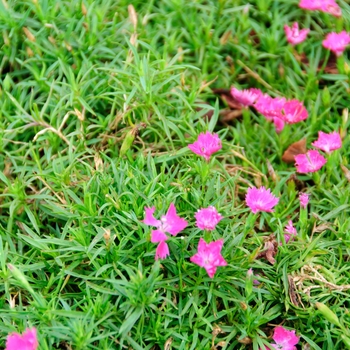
[1,0,350,349]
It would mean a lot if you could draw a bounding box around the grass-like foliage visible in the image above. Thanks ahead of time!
[1,0,350,349]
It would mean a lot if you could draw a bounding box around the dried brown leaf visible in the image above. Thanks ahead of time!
[164,337,173,350]
[312,222,335,234]
[219,109,242,122]
[23,27,35,42]
[266,159,277,182]
[237,337,252,345]
[341,164,350,182]
[220,30,232,45]
[282,139,307,163]
[288,275,299,307]
[128,4,138,30]
[256,235,278,265]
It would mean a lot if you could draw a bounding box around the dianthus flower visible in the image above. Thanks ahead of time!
[299,0,341,17]
[320,0,342,17]
[311,131,342,153]
[255,94,286,120]
[188,131,222,162]
[190,238,227,278]
[284,220,297,243]
[255,95,287,132]
[195,206,223,231]
[143,203,188,260]
[295,150,327,173]
[230,87,262,107]
[323,31,350,56]
[271,326,300,350]
[299,0,323,10]
[245,186,279,214]
[284,22,310,46]
[299,193,309,208]
[6,327,38,350]
[281,100,308,124]
[273,117,285,133]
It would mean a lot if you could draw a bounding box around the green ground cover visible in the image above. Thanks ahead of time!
[1,0,350,349]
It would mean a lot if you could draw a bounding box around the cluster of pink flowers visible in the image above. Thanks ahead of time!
[290,1,350,56]
[295,131,341,173]
[143,203,226,278]
[233,185,304,256]
[230,88,308,133]
[299,0,341,17]
[5,327,38,350]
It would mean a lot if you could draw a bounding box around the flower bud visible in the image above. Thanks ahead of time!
[315,302,341,327]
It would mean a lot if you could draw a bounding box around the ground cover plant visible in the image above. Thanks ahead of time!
[1,0,350,348]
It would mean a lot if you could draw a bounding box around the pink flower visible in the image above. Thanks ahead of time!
[299,0,341,17]
[255,95,287,132]
[281,100,308,124]
[143,203,188,260]
[195,206,223,231]
[320,1,342,17]
[299,193,309,208]
[230,87,262,107]
[299,0,323,10]
[295,150,327,173]
[6,327,38,350]
[273,117,285,133]
[284,22,310,46]
[271,326,299,350]
[311,131,342,153]
[155,241,169,260]
[246,186,279,214]
[323,31,350,57]
[284,220,297,243]
[255,95,286,120]
[188,131,222,161]
[190,238,227,278]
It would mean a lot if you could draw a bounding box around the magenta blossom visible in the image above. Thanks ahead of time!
[255,94,286,120]
[190,238,227,278]
[273,117,285,133]
[143,203,188,260]
[188,131,222,162]
[284,22,310,46]
[230,87,262,107]
[255,95,287,132]
[299,193,309,208]
[246,186,279,214]
[323,31,350,57]
[284,220,297,243]
[320,0,342,17]
[312,131,342,153]
[299,0,341,17]
[295,150,327,173]
[271,326,299,350]
[195,206,223,231]
[281,100,308,124]
[299,0,323,10]
[6,327,38,350]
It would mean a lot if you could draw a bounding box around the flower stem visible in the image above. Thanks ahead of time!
[299,206,308,240]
